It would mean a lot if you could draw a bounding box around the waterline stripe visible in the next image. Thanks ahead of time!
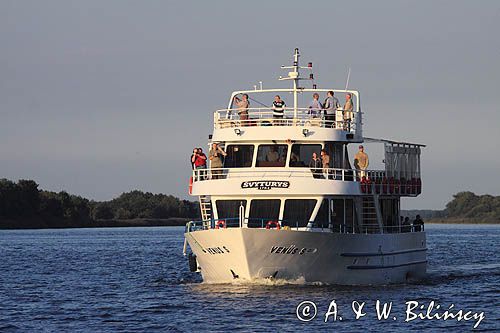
[341,248,427,257]
[347,260,428,270]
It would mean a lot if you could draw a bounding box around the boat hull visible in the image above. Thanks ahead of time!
[185,228,427,285]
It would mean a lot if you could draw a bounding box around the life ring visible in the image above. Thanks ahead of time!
[188,176,193,195]
[266,221,281,230]
[215,220,226,229]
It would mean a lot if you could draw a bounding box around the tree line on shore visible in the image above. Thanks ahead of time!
[1,179,499,228]
[0,179,199,228]
[403,191,500,222]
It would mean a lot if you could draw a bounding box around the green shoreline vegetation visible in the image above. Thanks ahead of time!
[1,179,498,229]
[0,179,199,229]
[402,192,500,224]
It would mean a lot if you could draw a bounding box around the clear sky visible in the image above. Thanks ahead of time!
[1,1,499,209]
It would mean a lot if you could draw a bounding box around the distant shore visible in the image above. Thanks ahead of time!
[2,217,499,230]
[0,218,189,230]
[426,218,499,224]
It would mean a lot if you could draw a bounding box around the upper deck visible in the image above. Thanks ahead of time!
[212,88,362,143]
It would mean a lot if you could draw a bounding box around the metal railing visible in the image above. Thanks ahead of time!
[192,167,360,182]
[191,167,422,196]
[185,218,424,234]
[358,224,425,234]
[214,107,360,133]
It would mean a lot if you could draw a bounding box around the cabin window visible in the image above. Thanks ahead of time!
[324,142,344,169]
[289,144,322,167]
[224,145,254,168]
[344,199,356,232]
[215,200,247,225]
[313,199,329,228]
[380,198,399,232]
[283,199,316,228]
[248,199,281,228]
[331,199,345,230]
[256,145,288,167]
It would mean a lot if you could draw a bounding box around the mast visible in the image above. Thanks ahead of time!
[279,48,313,119]
[293,48,299,118]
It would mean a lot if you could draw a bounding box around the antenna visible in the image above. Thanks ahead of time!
[279,48,315,118]
[344,67,351,92]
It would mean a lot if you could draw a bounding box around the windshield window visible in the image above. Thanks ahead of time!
[256,145,288,167]
[283,199,316,228]
[216,200,247,220]
[289,144,322,167]
[224,145,254,168]
[248,199,281,228]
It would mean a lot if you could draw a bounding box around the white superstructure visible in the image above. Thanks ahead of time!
[183,49,426,285]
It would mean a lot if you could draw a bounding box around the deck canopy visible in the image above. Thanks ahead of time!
[364,137,425,180]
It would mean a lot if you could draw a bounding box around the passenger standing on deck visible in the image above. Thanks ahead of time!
[234,94,250,121]
[209,143,227,179]
[343,93,353,131]
[403,217,411,232]
[309,152,323,179]
[413,215,424,232]
[308,93,323,118]
[194,148,207,180]
[320,149,330,179]
[324,91,340,128]
[272,95,286,125]
[354,145,369,179]
[191,148,198,170]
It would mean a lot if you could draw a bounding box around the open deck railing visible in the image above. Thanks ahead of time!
[185,218,424,234]
[193,167,358,182]
[214,107,361,133]
[191,167,422,195]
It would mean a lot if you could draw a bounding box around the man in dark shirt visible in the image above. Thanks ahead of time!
[309,152,323,179]
[324,91,339,128]
[413,215,424,232]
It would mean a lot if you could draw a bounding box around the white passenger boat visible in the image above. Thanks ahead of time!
[183,49,426,285]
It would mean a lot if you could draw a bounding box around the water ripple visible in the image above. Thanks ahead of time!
[0,226,498,332]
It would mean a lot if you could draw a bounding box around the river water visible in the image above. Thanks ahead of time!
[0,224,498,332]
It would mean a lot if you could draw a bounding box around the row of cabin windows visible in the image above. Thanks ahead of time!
[215,198,400,230]
[215,199,315,228]
[223,143,346,169]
